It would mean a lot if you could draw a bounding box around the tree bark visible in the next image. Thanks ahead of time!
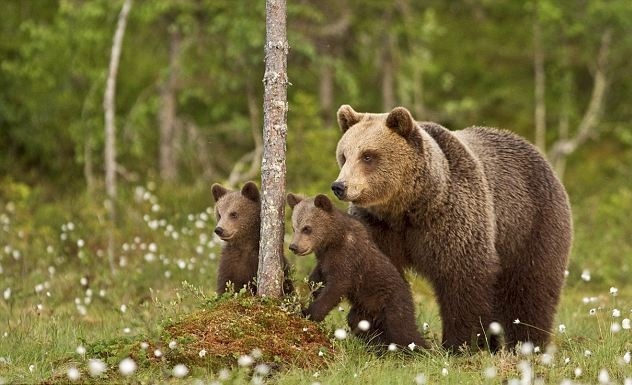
[159,29,181,182]
[533,5,546,153]
[258,0,289,298]
[103,0,132,272]
[548,29,612,178]
[381,32,396,111]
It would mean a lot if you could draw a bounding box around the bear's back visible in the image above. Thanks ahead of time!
[438,125,570,264]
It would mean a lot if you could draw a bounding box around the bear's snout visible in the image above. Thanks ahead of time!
[288,243,299,254]
[214,227,225,237]
[331,181,347,199]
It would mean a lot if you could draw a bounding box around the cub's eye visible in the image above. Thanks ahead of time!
[217,213,221,220]
[301,226,312,235]
[229,212,238,219]
[361,154,373,163]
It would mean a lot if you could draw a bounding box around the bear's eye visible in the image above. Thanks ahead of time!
[339,155,346,165]
[229,212,238,219]
[301,226,312,235]
[217,212,221,220]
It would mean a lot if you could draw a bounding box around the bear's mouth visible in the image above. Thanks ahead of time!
[218,233,235,241]
[293,248,312,256]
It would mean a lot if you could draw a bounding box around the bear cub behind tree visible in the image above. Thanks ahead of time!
[212,181,293,295]
[287,193,427,349]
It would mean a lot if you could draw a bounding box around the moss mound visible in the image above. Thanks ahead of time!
[164,295,332,369]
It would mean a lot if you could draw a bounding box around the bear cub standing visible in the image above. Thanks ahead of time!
[287,193,427,349]
[212,181,293,295]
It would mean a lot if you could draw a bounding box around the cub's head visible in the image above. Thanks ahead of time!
[333,105,422,208]
[286,193,336,256]
[211,181,260,242]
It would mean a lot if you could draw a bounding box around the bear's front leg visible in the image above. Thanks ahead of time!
[303,283,346,322]
[435,273,497,353]
[307,265,326,299]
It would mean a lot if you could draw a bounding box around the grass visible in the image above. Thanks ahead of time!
[0,182,631,384]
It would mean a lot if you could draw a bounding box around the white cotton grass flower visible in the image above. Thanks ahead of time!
[484,366,497,379]
[589,308,597,316]
[255,364,271,376]
[77,239,85,248]
[574,367,582,378]
[598,368,609,384]
[623,351,631,364]
[238,354,254,367]
[625,378,632,385]
[613,309,621,317]
[198,349,207,358]
[609,287,618,296]
[67,367,80,381]
[513,318,521,324]
[140,342,149,350]
[388,343,397,352]
[540,353,553,365]
[168,340,177,349]
[357,320,370,332]
[120,304,127,313]
[154,349,163,358]
[611,322,621,333]
[558,324,566,333]
[623,318,631,329]
[584,350,592,357]
[3,288,11,300]
[334,328,347,340]
[88,359,106,377]
[172,364,188,378]
[489,322,502,335]
[414,373,427,384]
[441,367,448,376]
[408,342,416,351]
[118,358,136,376]
[76,345,86,355]
[520,341,534,355]
[29,364,35,373]
[581,269,591,281]
[423,322,430,331]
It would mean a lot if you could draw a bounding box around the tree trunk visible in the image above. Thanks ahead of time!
[533,5,546,153]
[103,0,132,272]
[258,0,289,298]
[159,29,181,182]
[227,83,263,188]
[548,29,612,179]
[319,58,334,127]
[381,32,396,111]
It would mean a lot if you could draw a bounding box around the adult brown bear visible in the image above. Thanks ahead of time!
[332,105,572,352]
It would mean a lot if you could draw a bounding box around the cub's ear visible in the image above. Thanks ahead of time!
[241,181,260,202]
[211,183,229,202]
[314,194,333,213]
[286,193,303,209]
[386,107,415,138]
[337,105,362,133]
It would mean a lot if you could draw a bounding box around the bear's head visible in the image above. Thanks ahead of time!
[286,193,336,256]
[211,181,260,242]
[332,105,422,209]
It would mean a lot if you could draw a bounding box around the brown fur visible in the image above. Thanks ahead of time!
[211,181,293,295]
[333,105,572,352]
[287,193,427,349]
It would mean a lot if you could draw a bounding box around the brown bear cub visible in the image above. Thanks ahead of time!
[333,105,572,352]
[211,181,293,295]
[287,193,427,349]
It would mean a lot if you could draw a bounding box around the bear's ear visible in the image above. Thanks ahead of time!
[314,194,333,213]
[286,193,303,209]
[211,183,229,202]
[386,107,415,138]
[337,105,362,133]
[241,181,260,202]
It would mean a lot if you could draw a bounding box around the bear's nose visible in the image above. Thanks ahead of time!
[289,243,299,254]
[331,181,347,199]
[214,227,225,237]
